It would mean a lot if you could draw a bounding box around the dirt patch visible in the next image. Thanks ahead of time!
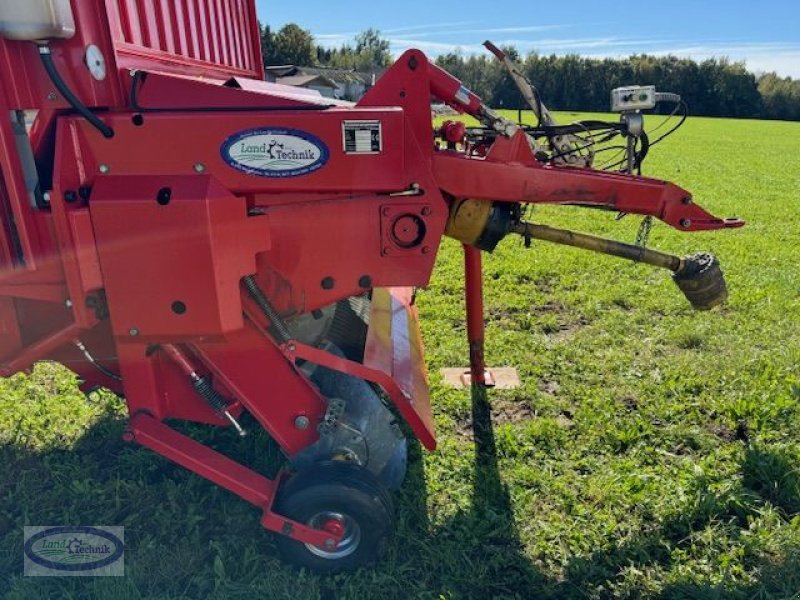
[487,300,568,322]
[532,300,568,316]
[620,396,639,411]
[456,398,535,437]
[709,423,736,442]
[556,412,575,430]
[708,420,750,443]
[538,379,561,396]
[545,315,589,342]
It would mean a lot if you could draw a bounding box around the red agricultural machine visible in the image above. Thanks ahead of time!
[0,1,742,571]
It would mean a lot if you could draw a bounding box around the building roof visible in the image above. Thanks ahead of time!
[265,65,375,86]
[300,67,367,85]
[276,74,338,90]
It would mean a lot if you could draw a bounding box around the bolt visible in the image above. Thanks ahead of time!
[382,247,391,256]
[157,187,172,205]
[422,246,431,255]
[324,538,336,549]
[42,191,51,203]
[682,196,693,205]
[47,92,57,101]
[421,207,431,216]
[287,343,296,352]
[129,327,140,336]
[382,207,391,217]
[358,275,372,289]
[64,190,78,203]
[294,415,310,430]
[65,299,73,308]
[99,164,110,174]
[680,219,692,228]
[193,162,206,173]
[321,276,335,290]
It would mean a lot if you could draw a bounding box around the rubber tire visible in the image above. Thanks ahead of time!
[274,462,393,572]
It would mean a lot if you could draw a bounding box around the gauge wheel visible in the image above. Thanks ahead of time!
[274,461,393,572]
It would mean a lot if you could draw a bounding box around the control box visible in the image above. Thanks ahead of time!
[611,85,656,112]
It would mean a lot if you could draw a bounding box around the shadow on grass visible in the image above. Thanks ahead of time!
[742,445,800,517]
[2,394,800,599]
[391,385,549,598]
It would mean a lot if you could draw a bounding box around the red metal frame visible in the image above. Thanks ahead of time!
[0,1,742,553]
[128,412,342,548]
[464,244,489,387]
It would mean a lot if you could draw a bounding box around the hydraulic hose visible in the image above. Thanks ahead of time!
[38,45,114,139]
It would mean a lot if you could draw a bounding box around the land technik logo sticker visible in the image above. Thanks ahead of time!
[24,526,124,576]
[221,128,329,178]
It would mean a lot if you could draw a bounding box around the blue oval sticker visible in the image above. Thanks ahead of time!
[24,526,124,572]
[221,127,329,178]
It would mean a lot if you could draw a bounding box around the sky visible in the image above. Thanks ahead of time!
[255,0,800,78]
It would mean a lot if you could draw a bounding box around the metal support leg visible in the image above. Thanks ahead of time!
[463,244,490,388]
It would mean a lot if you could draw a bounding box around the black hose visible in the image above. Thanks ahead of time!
[38,45,114,139]
[74,340,122,381]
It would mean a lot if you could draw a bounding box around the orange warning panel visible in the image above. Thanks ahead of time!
[364,287,434,445]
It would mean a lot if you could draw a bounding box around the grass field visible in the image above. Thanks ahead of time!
[1,111,799,599]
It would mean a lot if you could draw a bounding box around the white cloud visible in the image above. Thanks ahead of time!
[390,24,568,39]
[384,35,800,78]
[382,21,478,35]
[308,16,800,79]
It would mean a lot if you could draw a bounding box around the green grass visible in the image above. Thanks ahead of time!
[2,112,800,599]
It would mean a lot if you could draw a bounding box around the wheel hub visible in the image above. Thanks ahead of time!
[305,511,361,560]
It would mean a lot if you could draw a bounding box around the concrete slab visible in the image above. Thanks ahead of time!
[440,367,521,389]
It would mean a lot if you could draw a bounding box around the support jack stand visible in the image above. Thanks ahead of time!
[441,245,520,390]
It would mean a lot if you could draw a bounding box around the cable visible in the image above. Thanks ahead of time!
[635,131,650,170]
[38,45,114,139]
[546,129,625,163]
[647,100,682,136]
[649,101,688,147]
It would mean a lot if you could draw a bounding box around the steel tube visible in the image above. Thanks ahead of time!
[512,222,683,272]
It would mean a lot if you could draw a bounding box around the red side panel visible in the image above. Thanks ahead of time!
[89,174,270,340]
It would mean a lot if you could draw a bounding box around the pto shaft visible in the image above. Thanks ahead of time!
[511,222,683,272]
[510,222,728,310]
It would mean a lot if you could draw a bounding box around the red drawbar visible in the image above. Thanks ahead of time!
[129,413,343,549]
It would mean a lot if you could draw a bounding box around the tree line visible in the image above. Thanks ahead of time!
[261,23,391,73]
[260,23,800,121]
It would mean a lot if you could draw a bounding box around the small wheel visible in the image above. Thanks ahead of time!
[274,461,393,572]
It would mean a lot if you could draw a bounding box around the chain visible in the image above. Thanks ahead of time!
[635,216,654,248]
